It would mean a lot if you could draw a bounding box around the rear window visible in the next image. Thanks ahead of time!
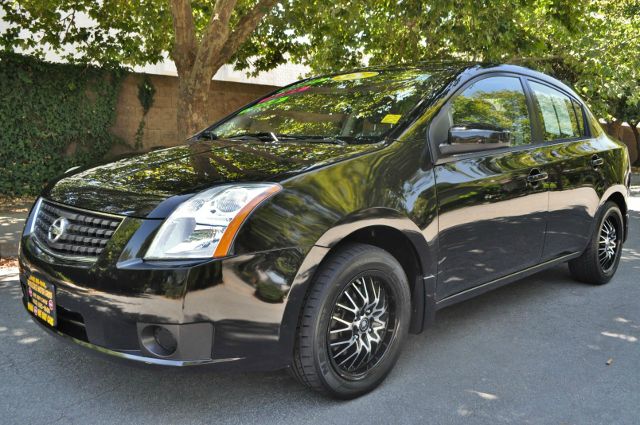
[529,81,584,141]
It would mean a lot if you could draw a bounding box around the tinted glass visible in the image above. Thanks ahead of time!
[450,76,531,146]
[572,99,585,136]
[211,70,440,143]
[529,81,583,141]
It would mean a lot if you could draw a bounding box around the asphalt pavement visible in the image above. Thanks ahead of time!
[0,198,639,424]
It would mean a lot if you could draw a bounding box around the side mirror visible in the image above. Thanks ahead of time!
[439,123,511,156]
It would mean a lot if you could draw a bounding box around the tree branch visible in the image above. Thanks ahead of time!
[211,0,278,71]
[169,0,197,76]
[189,0,239,84]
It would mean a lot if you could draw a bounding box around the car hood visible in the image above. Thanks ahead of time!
[45,139,382,217]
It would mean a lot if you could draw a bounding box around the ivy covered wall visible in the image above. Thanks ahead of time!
[0,53,278,197]
[0,53,123,196]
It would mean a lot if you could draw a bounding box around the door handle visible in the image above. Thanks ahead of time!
[527,170,549,183]
[591,156,604,168]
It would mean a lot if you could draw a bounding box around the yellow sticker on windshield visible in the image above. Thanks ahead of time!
[332,71,379,81]
[381,114,402,124]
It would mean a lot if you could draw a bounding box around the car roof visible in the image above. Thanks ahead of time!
[328,62,581,101]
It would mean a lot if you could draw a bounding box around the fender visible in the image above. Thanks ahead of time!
[277,208,438,360]
[595,184,630,241]
[598,184,628,210]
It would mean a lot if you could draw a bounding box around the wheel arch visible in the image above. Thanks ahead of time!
[600,186,629,241]
[331,225,430,330]
[280,208,436,364]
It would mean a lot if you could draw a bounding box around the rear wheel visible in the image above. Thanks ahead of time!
[569,201,624,285]
[290,243,411,399]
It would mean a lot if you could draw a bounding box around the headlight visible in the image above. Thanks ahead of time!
[145,183,281,260]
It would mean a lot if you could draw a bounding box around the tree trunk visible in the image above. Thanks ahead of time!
[176,75,211,140]
[607,120,623,140]
[169,0,278,141]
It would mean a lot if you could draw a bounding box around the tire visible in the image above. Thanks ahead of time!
[569,201,624,285]
[290,243,411,399]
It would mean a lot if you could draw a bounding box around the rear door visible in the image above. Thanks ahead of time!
[525,80,605,260]
[431,75,551,298]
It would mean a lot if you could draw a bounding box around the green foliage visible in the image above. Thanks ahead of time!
[0,0,172,67]
[0,52,123,196]
[1,0,639,147]
[237,0,592,73]
[0,0,587,76]
[134,75,156,149]
[5,0,637,119]
[137,76,156,113]
[542,0,640,120]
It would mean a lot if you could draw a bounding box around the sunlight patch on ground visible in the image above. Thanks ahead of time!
[467,390,499,401]
[601,331,638,342]
[628,195,640,212]
[0,216,24,225]
[457,405,472,416]
[0,266,19,279]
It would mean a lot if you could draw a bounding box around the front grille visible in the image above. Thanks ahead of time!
[33,200,123,260]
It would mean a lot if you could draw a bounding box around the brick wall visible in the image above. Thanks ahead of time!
[109,73,278,154]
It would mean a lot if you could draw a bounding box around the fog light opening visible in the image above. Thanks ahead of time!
[141,325,178,357]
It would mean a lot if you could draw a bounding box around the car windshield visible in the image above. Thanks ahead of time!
[209,69,439,144]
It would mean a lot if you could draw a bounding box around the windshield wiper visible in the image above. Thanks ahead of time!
[275,134,348,146]
[200,131,381,146]
[332,135,383,145]
[227,132,281,142]
[227,132,347,146]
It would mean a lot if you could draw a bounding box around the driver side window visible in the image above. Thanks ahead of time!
[450,76,532,147]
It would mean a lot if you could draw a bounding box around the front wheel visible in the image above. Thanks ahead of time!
[569,201,624,285]
[290,243,411,399]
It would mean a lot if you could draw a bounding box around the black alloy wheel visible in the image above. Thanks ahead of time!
[290,243,411,399]
[327,274,396,379]
[569,201,624,285]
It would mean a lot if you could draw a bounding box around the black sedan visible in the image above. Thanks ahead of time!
[19,63,630,398]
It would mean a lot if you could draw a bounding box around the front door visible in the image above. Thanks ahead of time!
[431,75,549,298]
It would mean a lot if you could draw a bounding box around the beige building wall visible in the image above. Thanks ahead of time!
[109,73,278,153]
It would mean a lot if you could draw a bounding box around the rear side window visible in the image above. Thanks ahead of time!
[450,76,532,146]
[529,81,584,141]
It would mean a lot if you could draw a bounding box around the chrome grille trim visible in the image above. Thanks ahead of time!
[32,200,123,261]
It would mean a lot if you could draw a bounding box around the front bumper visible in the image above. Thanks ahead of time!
[29,318,232,366]
[19,228,307,370]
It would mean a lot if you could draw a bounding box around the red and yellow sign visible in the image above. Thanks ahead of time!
[26,275,57,327]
